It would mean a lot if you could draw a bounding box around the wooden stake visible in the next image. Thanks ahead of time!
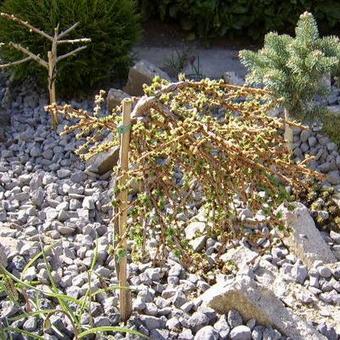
[48,27,58,128]
[284,108,294,152]
[118,98,132,322]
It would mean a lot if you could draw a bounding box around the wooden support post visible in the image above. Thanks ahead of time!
[118,98,132,322]
[284,108,294,152]
[48,27,58,128]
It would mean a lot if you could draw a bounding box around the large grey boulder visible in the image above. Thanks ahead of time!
[278,202,336,268]
[197,273,326,340]
[124,60,171,96]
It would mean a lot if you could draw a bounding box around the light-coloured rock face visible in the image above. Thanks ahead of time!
[124,60,171,96]
[107,89,130,114]
[278,202,336,268]
[197,274,326,340]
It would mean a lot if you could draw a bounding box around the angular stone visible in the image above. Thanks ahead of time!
[139,315,166,330]
[31,188,44,207]
[198,273,326,340]
[227,309,243,328]
[185,221,206,240]
[308,136,317,147]
[190,236,207,252]
[278,202,336,268]
[0,237,23,258]
[124,60,171,96]
[57,169,71,179]
[194,326,219,340]
[86,133,119,175]
[213,314,230,339]
[230,325,251,340]
[187,312,210,333]
[179,328,194,340]
[327,171,340,185]
[223,72,244,86]
[300,130,312,143]
[23,317,37,332]
[82,197,95,210]
[107,88,130,113]
[318,265,332,279]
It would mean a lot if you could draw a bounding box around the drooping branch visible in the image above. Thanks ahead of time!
[49,79,323,274]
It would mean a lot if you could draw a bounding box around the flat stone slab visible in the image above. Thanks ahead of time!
[86,133,119,175]
[278,202,336,268]
[220,246,258,268]
[197,273,326,340]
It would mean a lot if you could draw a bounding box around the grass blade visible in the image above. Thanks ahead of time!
[78,326,148,338]
[21,242,59,278]
[2,327,44,340]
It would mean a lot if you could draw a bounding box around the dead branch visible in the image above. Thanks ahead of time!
[8,42,48,68]
[58,22,79,39]
[57,38,91,45]
[0,55,32,68]
[0,12,53,41]
[57,45,88,62]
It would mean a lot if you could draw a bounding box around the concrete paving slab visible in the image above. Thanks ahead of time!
[133,46,246,80]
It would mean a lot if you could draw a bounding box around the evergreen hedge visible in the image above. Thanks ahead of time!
[0,0,141,96]
[138,0,340,40]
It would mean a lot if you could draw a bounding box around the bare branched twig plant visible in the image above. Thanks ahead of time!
[0,12,91,128]
[48,77,322,321]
